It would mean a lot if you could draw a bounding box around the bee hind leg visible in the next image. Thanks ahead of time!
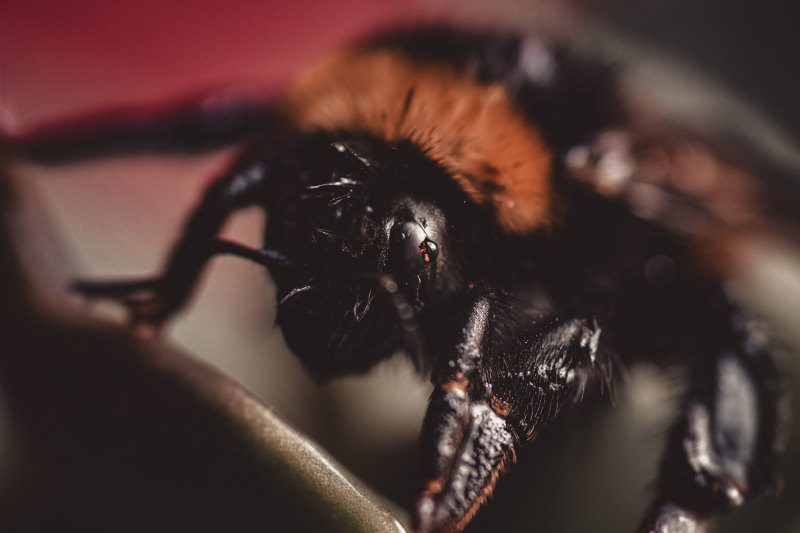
[637,305,788,532]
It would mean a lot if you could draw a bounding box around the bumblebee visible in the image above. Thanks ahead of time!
[4,25,791,533]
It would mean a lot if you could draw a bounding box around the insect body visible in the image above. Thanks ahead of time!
[4,26,789,533]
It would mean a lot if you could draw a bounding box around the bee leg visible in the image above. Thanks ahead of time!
[3,89,276,164]
[413,292,511,533]
[73,156,273,332]
[414,289,607,533]
[637,307,788,532]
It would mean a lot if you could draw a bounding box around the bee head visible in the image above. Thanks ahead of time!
[265,135,482,377]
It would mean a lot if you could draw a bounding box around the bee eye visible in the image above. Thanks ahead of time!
[388,220,438,298]
[419,239,438,263]
[390,220,429,269]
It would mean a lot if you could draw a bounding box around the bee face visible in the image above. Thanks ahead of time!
[265,136,476,377]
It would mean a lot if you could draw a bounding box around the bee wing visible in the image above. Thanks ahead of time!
[565,116,800,275]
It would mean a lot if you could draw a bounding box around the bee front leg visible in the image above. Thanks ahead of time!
[414,288,610,533]
[638,306,788,532]
[413,292,508,533]
[74,155,276,332]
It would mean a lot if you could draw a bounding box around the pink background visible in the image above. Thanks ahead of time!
[1,0,423,127]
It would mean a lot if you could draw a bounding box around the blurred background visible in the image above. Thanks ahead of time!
[1,0,799,531]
